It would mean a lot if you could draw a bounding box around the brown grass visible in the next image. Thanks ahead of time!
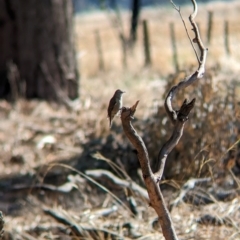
[75,1,240,78]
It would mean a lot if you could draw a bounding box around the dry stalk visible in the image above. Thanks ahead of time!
[119,0,207,239]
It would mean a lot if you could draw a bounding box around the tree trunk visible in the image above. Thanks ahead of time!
[0,0,79,101]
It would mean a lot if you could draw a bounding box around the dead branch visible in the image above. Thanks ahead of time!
[8,181,77,193]
[121,103,178,240]
[155,98,195,180]
[86,169,148,200]
[155,0,208,181]
[169,1,200,63]
[43,207,88,237]
[118,1,207,239]
[44,207,124,239]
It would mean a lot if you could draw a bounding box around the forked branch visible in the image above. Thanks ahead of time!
[154,0,208,181]
[154,98,195,180]
[121,102,178,240]
[119,0,207,239]
[121,101,152,178]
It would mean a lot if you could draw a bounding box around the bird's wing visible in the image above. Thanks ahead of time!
[107,97,116,118]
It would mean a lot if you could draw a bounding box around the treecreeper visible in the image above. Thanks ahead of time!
[107,89,125,128]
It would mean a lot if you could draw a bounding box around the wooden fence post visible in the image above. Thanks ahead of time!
[95,29,104,71]
[119,34,128,69]
[170,22,179,72]
[142,19,151,66]
[224,20,230,56]
[206,11,213,45]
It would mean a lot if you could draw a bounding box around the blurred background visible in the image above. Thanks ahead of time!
[0,0,240,239]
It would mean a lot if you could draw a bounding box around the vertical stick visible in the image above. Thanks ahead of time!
[95,29,104,71]
[206,11,213,45]
[224,20,230,56]
[143,19,151,66]
[120,34,128,69]
[170,22,179,72]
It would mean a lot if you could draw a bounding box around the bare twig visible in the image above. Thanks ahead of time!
[154,0,208,181]
[44,207,124,239]
[121,101,152,178]
[86,169,148,200]
[91,151,131,180]
[169,1,200,63]
[43,207,87,237]
[170,0,208,71]
[189,0,208,75]
[155,99,195,181]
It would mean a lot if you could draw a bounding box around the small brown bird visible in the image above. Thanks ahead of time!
[107,89,125,128]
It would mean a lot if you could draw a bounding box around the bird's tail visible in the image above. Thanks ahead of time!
[109,118,112,128]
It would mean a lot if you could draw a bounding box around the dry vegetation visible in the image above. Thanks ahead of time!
[75,1,240,77]
[1,1,240,239]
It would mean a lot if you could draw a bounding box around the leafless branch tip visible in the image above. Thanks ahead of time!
[121,100,139,120]
[169,0,202,63]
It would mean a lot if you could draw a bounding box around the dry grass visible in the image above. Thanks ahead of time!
[75,0,240,78]
[1,1,240,239]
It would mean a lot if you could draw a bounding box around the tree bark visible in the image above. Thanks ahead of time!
[0,0,79,101]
